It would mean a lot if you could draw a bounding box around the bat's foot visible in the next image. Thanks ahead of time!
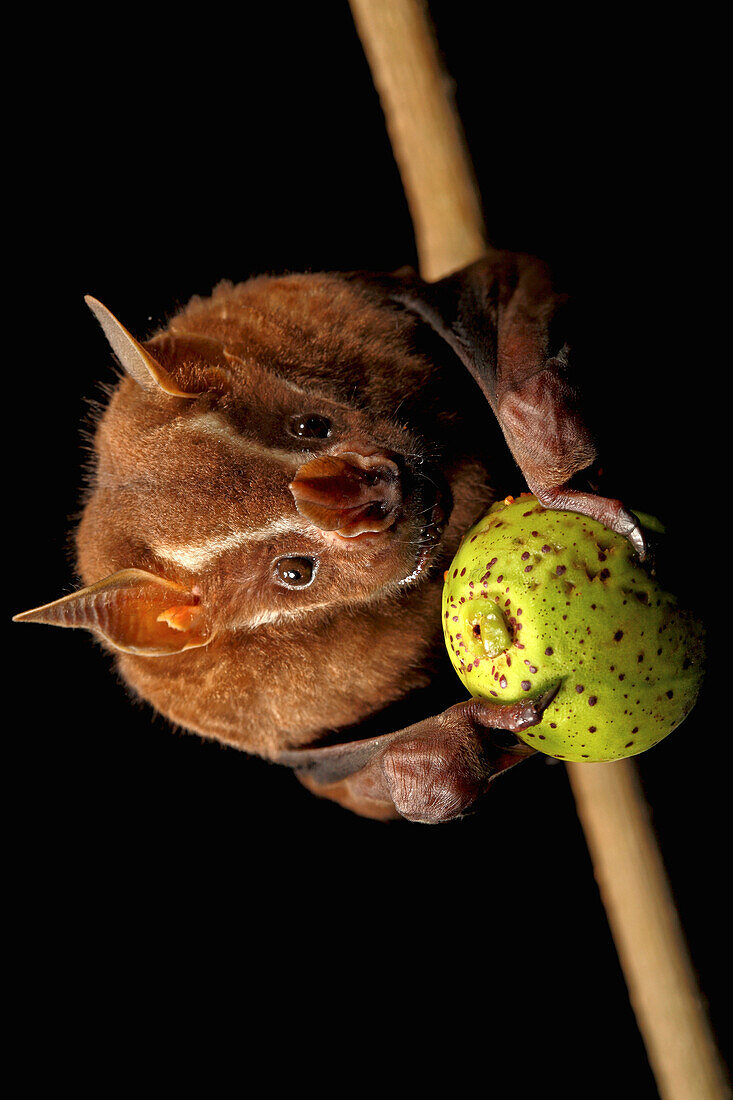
[532,485,648,560]
[279,684,560,823]
[380,688,559,822]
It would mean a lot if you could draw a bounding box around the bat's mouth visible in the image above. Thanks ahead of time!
[398,465,451,587]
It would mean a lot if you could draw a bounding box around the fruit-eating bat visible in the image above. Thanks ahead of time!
[14,252,644,822]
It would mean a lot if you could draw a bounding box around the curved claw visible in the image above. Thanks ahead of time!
[532,485,648,561]
[615,513,647,560]
[468,680,561,736]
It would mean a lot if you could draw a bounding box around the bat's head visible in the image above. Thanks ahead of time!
[15,272,494,755]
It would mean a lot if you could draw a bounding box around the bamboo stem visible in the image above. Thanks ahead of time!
[349,0,488,281]
[568,760,730,1099]
[349,2,730,1096]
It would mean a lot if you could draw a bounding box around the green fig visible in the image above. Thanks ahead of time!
[442,495,704,762]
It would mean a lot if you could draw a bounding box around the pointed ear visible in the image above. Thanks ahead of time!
[13,569,211,656]
[84,296,206,397]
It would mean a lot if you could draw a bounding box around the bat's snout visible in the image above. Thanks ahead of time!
[289,450,401,539]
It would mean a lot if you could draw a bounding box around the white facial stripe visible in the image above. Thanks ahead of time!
[153,516,304,570]
[234,587,386,632]
[241,603,331,629]
[180,411,300,466]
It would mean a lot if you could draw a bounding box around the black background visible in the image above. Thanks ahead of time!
[9,2,727,1093]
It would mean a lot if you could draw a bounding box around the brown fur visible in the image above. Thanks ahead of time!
[75,272,493,758]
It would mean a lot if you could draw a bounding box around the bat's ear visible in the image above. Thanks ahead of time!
[12,569,211,655]
[84,296,225,397]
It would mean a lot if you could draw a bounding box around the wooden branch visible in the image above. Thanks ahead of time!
[568,760,730,1100]
[349,0,488,281]
[349,2,730,1097]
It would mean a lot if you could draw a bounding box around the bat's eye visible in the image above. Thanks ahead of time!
[288,414,332,440]
[275,556,316,588]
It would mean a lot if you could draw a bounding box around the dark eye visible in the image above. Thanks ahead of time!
[288,414,332,440]
[275,556,316,588]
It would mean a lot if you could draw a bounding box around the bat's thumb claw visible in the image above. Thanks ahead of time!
[533,486,649,561]
[533,681,562,715]
[616,511,648,560]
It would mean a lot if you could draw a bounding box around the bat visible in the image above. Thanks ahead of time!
[13,252,644,822]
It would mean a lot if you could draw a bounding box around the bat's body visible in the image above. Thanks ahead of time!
[16,255,643,821]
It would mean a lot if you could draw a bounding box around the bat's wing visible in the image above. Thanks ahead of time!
[366,254,647,558]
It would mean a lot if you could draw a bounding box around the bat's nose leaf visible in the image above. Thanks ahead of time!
[290,452,401,536]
